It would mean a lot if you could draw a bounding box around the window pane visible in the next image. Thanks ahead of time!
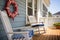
[43,4,47,12]
[35,0,37,10]
[28,7,33,16]
[42,11,47,17]
[42,4,47,17]
[28,0,32,8]
[35,10,37,18]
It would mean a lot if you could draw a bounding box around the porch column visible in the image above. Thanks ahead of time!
[37,0,43,22]
[26,0,28,24]
[47,11,49,27]
[32,0,35,16]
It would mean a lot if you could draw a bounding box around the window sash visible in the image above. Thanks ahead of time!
[27,0,37,16]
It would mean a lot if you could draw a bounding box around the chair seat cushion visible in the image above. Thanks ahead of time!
[22,30,34,37]
[12,34,25,39]
[26,30,34,37]
[12,30,34,39]
[32,24,44,27]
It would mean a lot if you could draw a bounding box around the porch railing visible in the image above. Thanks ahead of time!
[39,17,60,27]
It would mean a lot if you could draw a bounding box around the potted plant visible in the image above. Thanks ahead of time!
[53,22,60,29]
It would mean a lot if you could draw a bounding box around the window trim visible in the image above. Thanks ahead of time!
[26,0,37,16]
[26,0,37,24]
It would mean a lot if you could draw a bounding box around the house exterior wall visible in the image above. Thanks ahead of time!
[38,0,50,18]
[9,0,26,28]
[38,0,50,27]
[0,0,26,40]
[0,0,26,28]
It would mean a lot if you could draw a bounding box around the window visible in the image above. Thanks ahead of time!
[42,4,47,17]
[34,0,37,18]
[27,0,33,16]
[28,0,32,7]
[28,7,33,15]
[27,0,37,16]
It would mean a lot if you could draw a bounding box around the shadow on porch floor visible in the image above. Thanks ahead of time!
[32,28,60,40]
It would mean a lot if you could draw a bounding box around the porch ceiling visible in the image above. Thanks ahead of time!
[43,0,50,7]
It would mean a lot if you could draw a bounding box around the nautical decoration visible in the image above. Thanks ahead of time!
[5,0,18,19]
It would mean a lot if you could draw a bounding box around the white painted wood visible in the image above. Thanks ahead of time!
[26,0,37,24]
[28,16,36,23]
[32,0,35,16]
[0,10,13,40]
[26,0,49,27]
[37,0,42,22]
[0,10,32,40]
[0,11,13,33]
[43,0,50,7]
[26,0,28,24]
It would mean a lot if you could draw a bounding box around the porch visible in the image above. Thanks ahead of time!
[33,28,60,40]
[1,0,60,40]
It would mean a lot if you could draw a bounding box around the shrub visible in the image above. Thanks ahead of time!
[53,22,60,26]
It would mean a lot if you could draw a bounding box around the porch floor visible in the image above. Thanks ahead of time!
[33,28,60,40]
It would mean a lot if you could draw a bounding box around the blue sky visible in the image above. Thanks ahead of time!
[48,0,60,14]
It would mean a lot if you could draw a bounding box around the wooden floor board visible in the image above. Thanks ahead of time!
[33,28,60,40]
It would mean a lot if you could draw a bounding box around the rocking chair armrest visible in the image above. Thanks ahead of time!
[7,31,28,34]
[37,22,44,23]
[30,22,44,24]
[30,22,37,24]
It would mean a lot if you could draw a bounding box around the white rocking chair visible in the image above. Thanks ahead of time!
[0,11,33,40]
[28,16,45,34]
